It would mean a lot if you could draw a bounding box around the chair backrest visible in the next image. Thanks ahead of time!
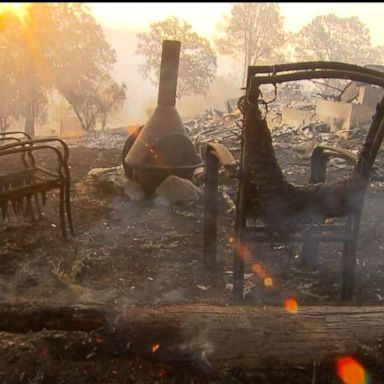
[245,62,384,179]
[354,95,384,179]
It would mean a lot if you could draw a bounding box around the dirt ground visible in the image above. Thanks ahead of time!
[0,130,384,383]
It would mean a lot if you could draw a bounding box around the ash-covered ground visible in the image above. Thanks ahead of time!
[1,102,384,383]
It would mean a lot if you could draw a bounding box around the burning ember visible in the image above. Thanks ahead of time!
[263,276,273,287]
[151,343,160,353]
[284,298,298,314]
[336,356,369,384]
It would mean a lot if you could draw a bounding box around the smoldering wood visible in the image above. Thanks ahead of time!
[0,303,383,369]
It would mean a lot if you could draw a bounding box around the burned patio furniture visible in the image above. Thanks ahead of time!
[0,137,75,239]
[0,131,32,146]
[203,61,384,301]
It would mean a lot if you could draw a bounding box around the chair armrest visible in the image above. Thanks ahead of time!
[310,144,357,183]
[205,142,238,178]
[0,137,70,162]
[0,143,68,173]
[0,131,32,141]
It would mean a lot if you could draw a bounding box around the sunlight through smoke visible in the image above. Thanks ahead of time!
[0,3,30,24]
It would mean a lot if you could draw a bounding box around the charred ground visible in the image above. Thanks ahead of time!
[0,127,384,383]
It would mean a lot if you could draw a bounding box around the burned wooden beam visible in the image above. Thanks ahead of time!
[0,303,383,369]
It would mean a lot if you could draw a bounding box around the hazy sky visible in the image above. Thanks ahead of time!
[90,2,384,46]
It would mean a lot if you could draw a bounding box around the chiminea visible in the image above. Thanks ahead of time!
[123,40,203,194]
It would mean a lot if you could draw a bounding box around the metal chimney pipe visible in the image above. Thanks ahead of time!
[122,39,203,194]
[158,40,181,107]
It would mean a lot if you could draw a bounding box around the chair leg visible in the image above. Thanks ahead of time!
[59,184,67,241]
[203,151,219,271]
[341,214,361,301]
[64,174,75,236]
[233,180,249,302]
[233,232,245,302]
[341,241,356,301]
[301,233,319,269]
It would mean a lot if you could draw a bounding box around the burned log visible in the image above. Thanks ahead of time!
[0,303,383,369]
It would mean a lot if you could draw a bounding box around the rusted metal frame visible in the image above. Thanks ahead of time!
[0,138,70,162]
[245,223,349,232]
[0,137,22,145]
[203,146,220,271]
[246,233,355,243]
[0,143,72,239]
[63,161,74,236]
[203,142,237,270]
[246,61,384,79]
[250,70,384,90]
[338,102,384,300]
[245,222,354,237]
[233,63,384,301]
[365,104,384,174]
[309,145,358,184]
[246,223,354,244]
[0,136,30,167]
[233,69,256,302]
[235,64,384,302]
[0,131,32,140]
[314,145,358,163]
[341,195,366,301]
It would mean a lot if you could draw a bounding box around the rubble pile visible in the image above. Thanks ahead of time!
[67,129,129,150]
[64,87,373,159]
[186,108,242,153]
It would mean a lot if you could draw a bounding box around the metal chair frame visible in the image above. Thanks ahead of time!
[203,61,384,301]
[0,134,74,239]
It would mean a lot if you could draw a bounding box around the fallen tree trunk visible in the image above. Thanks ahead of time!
[0,303,383,369]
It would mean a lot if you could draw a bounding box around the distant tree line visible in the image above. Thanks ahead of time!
[0,3,126,135]
[137,4,384,94]
[2,3,382,135]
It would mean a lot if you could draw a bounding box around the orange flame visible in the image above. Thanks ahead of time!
[151,343,160,353]
[284,298,298,314]
[264,276,273,287]
[336,356,369,384]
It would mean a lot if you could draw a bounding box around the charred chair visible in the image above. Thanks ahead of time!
[203,62,384,301]
[0,135,74,239]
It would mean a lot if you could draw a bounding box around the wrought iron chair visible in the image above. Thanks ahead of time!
[0,135,75,239]
[203,62,384,301]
